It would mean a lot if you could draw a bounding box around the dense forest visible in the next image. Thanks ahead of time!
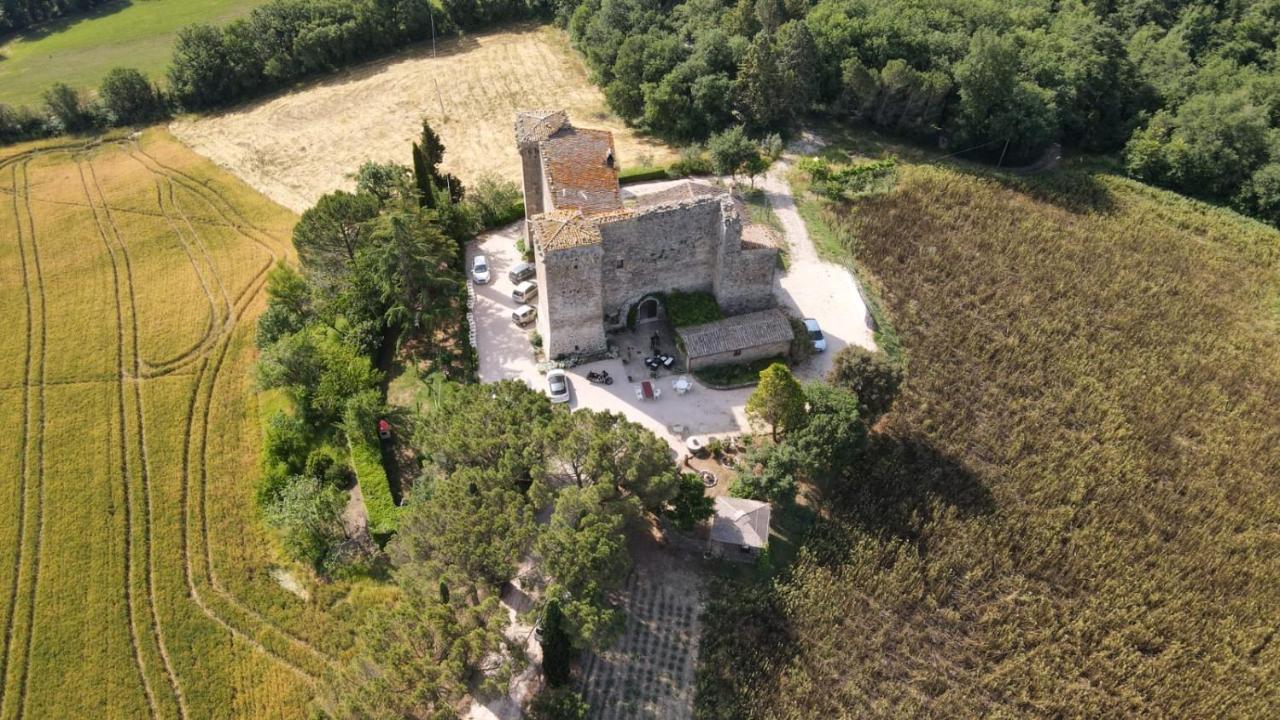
[0,0,110,33]
[558,0,1280,221]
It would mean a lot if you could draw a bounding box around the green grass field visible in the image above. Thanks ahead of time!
[698,142,1280,717]
[0,130,362,718]
[0,0,264,107]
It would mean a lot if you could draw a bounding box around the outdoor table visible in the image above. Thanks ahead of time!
[641,380,654,399]
[673,377,691,394]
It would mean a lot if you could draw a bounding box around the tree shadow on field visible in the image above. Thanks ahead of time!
[978,163,1118,215]
[0,0,133,47]
[826,432,995,553]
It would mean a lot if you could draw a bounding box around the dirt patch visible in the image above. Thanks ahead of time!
[268,567,311,602]
[171,24,675,213]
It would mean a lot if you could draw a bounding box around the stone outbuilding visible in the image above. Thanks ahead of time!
[515,110,780,360]
[709,497,772,560]
[677,308,794,371]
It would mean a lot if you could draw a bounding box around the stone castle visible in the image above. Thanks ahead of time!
[515,110,780,360]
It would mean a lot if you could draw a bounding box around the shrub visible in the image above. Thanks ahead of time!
[464,173,524,229]
[665,473,714,531]
[266,475,347,574]
[350,437,399,536]
[0,104,48,145]
[671,146,713,176]
[665,291,723,327]
[43,82,97,133]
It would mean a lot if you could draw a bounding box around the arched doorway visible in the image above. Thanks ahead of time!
[638,296,661,321]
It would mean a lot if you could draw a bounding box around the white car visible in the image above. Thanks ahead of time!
[803,317,827,352]
[471,254,491,285]
[546,369,571,404]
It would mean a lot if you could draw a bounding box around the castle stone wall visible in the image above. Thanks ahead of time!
[598,199,723,316]
[537,243,606,358]
[715,248,777,314]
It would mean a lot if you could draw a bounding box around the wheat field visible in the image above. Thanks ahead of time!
[171,24,677,213]
[0,130,355,719]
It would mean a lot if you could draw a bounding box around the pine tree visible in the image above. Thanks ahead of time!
[746,362,807,440]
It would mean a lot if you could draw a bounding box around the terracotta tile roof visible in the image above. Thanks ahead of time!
[514,109,568,146]
[711,497,771,548]
[541,126,622,214]
[677,309,794,359]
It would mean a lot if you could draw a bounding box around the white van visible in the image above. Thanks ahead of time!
[512,304,537,326]
[512,280,538,303]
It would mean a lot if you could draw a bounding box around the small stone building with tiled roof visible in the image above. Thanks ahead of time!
[677,309,794,371]
[709,497,772,560]
[516,111,779,360]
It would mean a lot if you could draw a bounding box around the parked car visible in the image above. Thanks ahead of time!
[508,261,536,284]
[803,317,827,352]
[546,369,570,403]
[471,254,491,284]
[512,280,538,303]
[512,304,537,326]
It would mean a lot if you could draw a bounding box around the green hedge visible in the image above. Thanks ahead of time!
[619,166,671,184]
[349,437,399,537]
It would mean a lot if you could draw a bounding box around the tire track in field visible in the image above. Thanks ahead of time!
[86,154,190,719]
[0,159,37,719]
[6,159,48,720]
[136,173,219,371]
[125,148,233,375]
[131,142,337,678]
[160,162,339,674]
[74,152,164,720]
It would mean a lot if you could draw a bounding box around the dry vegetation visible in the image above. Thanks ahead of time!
[0,130,362,718]
[171,24,675,213]
[697,157,1280,717]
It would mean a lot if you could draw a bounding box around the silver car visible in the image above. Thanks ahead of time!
[546,369,571,404]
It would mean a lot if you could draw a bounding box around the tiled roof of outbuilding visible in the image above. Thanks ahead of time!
[677,309,794,359]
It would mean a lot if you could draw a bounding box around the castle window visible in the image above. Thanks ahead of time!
[616,259,624,269]
[733,350,743,357]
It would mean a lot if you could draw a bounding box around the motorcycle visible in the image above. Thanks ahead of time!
[586,370,614,385]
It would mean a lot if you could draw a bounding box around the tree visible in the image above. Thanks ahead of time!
[776,20,819,116]
[545,409,681,512]
[255,262,313,349]
[539,600,574,687]
[746,362,807,440]
[1124,90,1272,198]
[414,380,551,482]
[354,161,415,207]
[736,33,784,131]
[950,30,1056,164]
[332,566,512,719]
[528,687,589,720]
[43,82,94,133]
[98,67,166,125]
[792,382,867,483]
[827,346,904,421]
[731,441,801,504]
[359,209,462,336]
[390,467,536,586]
[536,485,632,647]
[665,472,715,531]
[707,125,761,181]
[292,190,380,293]
[265,475,347,573]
